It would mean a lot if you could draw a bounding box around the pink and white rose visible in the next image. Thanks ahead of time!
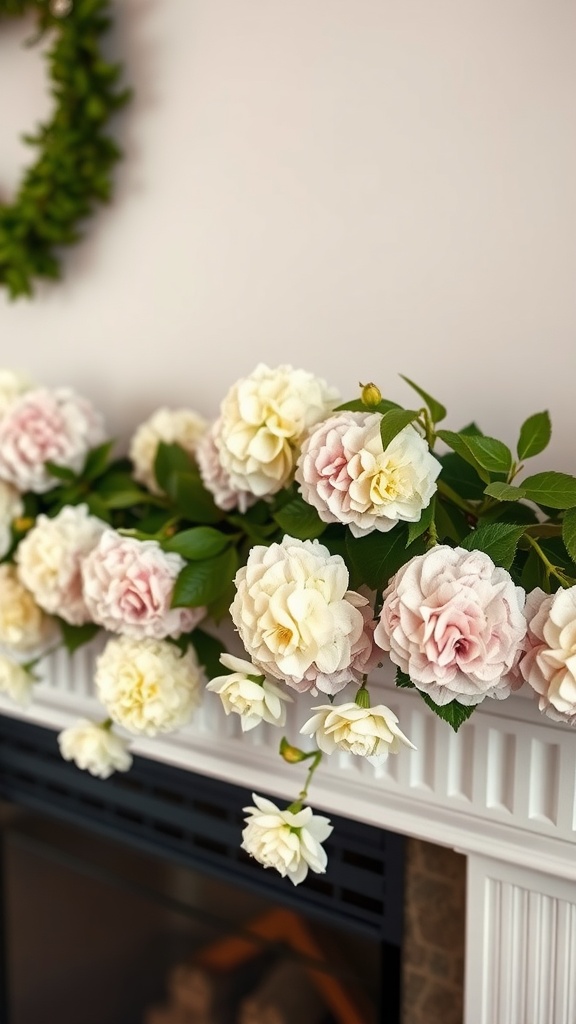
[375,545,526,706]
[196,419,256,513]
[519,587,576,725]
[0,387,105,493]
[82,531,205,639]
[129,406,208,493]
[230,535,379,695]
[216,364,339,498]
[16,504,107,625]
[296,412,441,538]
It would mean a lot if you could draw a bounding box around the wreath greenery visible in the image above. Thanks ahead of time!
[0,0,130,299]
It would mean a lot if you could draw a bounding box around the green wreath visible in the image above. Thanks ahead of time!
[0,0,130,299]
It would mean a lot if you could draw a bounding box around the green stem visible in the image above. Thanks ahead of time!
[524,534,574,589]
[289,749,323,812]
[436,479,477,517]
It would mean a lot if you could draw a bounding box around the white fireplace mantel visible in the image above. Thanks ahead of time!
[1,643,575,1023]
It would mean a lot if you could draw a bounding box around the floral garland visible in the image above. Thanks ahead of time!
[0,0,129,299]
[1,365,575,884]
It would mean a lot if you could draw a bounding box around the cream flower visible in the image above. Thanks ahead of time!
[216,364,339,497]
[82,531,205,639]
[129,407,208,493]
[520,587,576,725]
[95,636,202,735]
[375,545,526,706]
[0,656,35,707]
[58,719,133,779]
[0,480,23,558]
[206,653,293,731]
[230,536,377,695]
[241,793,333,885]
[300,702,415,765]
[16,504,107,625]
[196,420,256,513]
[296,412,441,537]
[0,564,56,655]
[0,387,105,493]
[0,369,32,420]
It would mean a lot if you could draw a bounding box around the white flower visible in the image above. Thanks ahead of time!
[16,504,107,625]
[241,793,333,885]
[230,536,376,695]
[0,656,35,707]
[196,420,256,513]
[58,720,133,779]
[129,407,208,493]
[217,364,339,497]
[95,636,202,736]
[0,369,32,420]
[0,386,105,493]
[0,480,23,559]
[206,653,293,731]
[296,412,441,537]
[0,564,56,655]
[300,702,415,765]
[520,587,576,725]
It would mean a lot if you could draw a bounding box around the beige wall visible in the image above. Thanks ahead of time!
[1,0,575,464]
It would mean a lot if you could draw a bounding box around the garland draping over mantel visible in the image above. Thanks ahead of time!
[0,364,575,884]
[0,0,129,298]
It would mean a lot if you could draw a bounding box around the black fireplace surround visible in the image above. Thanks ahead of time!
[0,714,404,1024]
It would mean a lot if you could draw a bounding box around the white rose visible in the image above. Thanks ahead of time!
[129,407,208,493]
[16,504,107,625]
[230,536,372,695]
[0,563,56,655]
[95,635,202,736]
[196,419,256,513]
[0,369,32,420]
[217,364,339,497]
[241,793,333,885]
[206,653,293,731]
[0,480,23,559]
[58,720,133,779]
[0,656,35,707]
[300,701,415,765]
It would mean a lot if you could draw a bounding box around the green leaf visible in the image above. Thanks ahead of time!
[459,435,513,475]
[171,548,238,608]
[163,527,231,560]
[399,375,447,424]
[562,508,576,566]
[273,495,327,540]
[345,526,425,591]
[434,500,468,544]
[153,442,194,492]
[379,408,420,451]
[520,472,576,510]
[170,472,224,524]
[57,620,101,654]
[95,472,149,509]
[45,461,76,482]
[395,668,475,732]
[407,498,435,545]
[437,430,490,484]
[483,482,527,502]
[81,440,115,481]
[517,411,551,461]
[189,628,228,679]
[439,452,486,501]
[395,669,415,689]
[460,522,527,570]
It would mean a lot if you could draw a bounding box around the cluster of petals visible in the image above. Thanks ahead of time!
[196,419,256,513]
[206,653,293,731]
[0,369,32,420]
[0,656,35,707]
[300,701,415,765]
[94,635,202,736]
[216,363,339,498]
[58,719,133,779]
[230,536,380,695]
[16,504,107,625]
[241,793,333,885]
[81,530,205,639]
[0,563,56,655]
[296,412,441,537]
[0,386,105,494]
[129,406,208,493]
[519,587,576,725]
[375,545,526,706]
[0,480,23,559]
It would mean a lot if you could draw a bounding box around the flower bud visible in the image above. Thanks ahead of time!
[279,737,308,763]
[360,382,382,408]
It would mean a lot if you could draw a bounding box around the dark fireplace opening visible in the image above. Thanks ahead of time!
[0,716,404,1024]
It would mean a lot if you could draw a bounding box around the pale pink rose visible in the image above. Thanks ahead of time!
[16,504,107,625]
[375,545,526,706]
[195,420,256,513]
[81,531,205,639]
[0,387,105,493]
[231,535,378,695]
[519,587,576,726]
[296,411,441,538]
